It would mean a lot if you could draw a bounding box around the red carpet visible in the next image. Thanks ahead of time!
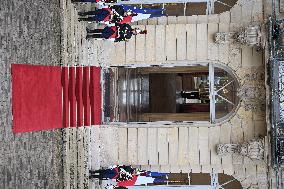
[90,67,101,125]
[62,67,69,128]
[83,67,91,126]
[12,64,62,133]
[12,64,101,133]
[69,67,76,127]
[76,67,83,127]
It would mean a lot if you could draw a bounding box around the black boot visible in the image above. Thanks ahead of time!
[86,35,92,40]
[78,12,86,16]
[71,0,83,2]
[89,170,96,174]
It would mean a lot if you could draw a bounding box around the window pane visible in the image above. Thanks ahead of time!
[113,66,211,122]
[186,2,207,16]
[164,3,185,16]
[108,65,239,123]
[214,67,239,120]
[214,0,239,14]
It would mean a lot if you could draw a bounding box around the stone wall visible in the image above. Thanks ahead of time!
[94,0,268,188]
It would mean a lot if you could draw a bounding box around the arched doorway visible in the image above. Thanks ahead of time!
[103,63,240,124]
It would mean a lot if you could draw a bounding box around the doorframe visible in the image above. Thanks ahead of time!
[101,61,240,127]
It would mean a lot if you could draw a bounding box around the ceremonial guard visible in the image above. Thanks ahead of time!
[86,23,147,42]
[72,0,149,42]
[78,5,137,24]
[72,0,118,3]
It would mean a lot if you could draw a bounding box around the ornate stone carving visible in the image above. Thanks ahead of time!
[237,84,266,112]
[243,71,265,82]
[247,184,260,189]
[214,25,262,48]
[235,25,261,47]
[217,143,239,155]
[235,67,266,111]
[214,32,235,44]
[237,85,265,101]
[217,138,265,160]
[238,138,265,160]
[277,127,284,136]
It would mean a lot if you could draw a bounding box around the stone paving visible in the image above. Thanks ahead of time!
[0,0,63,188]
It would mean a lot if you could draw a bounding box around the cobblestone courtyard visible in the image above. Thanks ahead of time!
[0,0,63,188]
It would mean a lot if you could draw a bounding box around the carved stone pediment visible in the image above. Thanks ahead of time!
[248,184,259,189]
[217,138,265,161]
[237,83,266,111]
[214,32,235,44]
[237,85,265,100]
[214,25,262,48]
[217,143,238,155]
[235,67,266,112]
[235,25,261,46]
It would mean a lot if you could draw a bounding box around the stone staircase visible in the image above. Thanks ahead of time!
[62,126,103,189]
[59,0,104,188]
[62,127,89,189]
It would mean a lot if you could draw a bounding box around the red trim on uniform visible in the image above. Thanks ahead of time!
[112,168,119,179]
[119,15,133,24]
[117,175,138,186]
[110,26,117,39]
[103,15,111,21]
[102,8,112,21]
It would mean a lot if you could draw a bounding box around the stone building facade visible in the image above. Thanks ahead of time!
[95,0,268,188]
[2,0,279,188]
[60,0,274,188]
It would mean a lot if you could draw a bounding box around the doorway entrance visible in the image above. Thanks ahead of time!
[103,64,239,124]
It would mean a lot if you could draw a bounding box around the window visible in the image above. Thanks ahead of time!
[103,64,239,124]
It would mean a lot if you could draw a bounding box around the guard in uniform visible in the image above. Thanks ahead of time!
[72,0,130,3]
[72,0,117,3]
[78,5,136,24]
[86,23,147,42]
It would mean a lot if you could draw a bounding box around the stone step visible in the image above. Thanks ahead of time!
[63,126,92,189]
[279,0,284,13]
[60,0,100,187]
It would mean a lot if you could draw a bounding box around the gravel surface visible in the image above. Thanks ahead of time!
[0,0,63,188]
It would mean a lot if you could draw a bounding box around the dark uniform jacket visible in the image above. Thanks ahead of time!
[115,23,133,42]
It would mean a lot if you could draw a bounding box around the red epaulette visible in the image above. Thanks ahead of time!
[119,16,132,24]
